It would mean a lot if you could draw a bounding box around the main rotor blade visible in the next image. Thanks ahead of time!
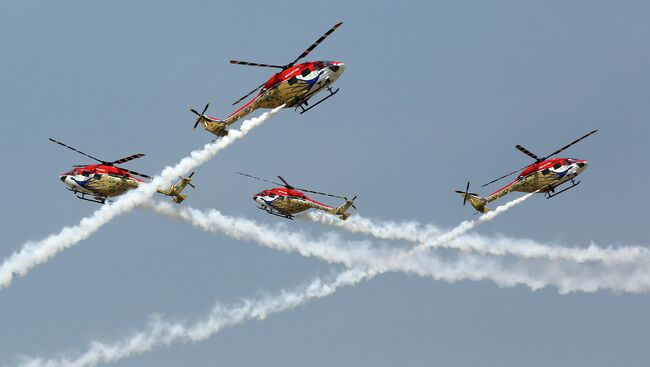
[295,187,346,199]
[543,129,599,159]
[229,60,284,69]
[237,172,283,186]
[111,153,145,165]
[515,144,541,161]
[288,22,343,67]
[276,175,346,198]
[122,168,152,179]
[232,83,265,106]
[481,164,530,187]
[277,176,294,189]
[49,138,105,164]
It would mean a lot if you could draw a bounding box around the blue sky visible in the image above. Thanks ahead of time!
[1,1,649,366]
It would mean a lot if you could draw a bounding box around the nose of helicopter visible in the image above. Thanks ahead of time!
[576,160,588,172]
[253,195,266,206]
[59,174,76,189]
[330,62,345,74]
[574,160,588,176]
[326,61,345,82]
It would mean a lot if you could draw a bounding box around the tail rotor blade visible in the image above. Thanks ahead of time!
[190,103,210,129]
[349,195,358,210]
[454,181,472,206]
[464,181,470,205]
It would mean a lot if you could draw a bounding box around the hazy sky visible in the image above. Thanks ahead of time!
[1,1,649,366]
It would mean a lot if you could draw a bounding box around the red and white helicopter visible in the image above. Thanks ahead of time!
[456,130,598,213]
[190,22,345,137]
[50,138,194,204]
[238,172,356,220]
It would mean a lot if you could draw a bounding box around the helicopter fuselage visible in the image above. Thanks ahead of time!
[487,157,589,202]
[252,187,335,217]
[199,61,345,136]
[59,165,142,199]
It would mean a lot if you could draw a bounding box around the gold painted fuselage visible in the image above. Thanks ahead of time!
[61,172,140,198]
[485,159,588,204]
[200,62,345,136]
[260,195,334,216]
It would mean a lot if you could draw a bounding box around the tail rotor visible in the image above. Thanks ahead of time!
[345,195,358,210]
[157,171,197,204]
[454,181,489,213]
[187,171,196,189]
[455,181,473,206]
[190,103,211,129]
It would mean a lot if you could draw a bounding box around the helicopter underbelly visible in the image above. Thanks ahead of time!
[67,174,139,198]
[256,81,311,109]
[257,68,339,109]
[511,171,577,193]
[270,198,318,215]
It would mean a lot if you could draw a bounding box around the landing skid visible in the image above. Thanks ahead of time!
[296,86,339,114]
[257,205,293,220]
[74,192,106,204]
[545,179,580,199]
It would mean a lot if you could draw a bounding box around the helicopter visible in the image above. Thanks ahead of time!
[237,172,356,220]
[50,138,194,204]
[455,130,598,213]
[190,22,345,137]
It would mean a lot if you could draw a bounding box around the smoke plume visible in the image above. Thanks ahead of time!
[0,107,283,290]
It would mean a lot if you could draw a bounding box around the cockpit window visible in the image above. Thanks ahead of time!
[82,170,91,176]
[269,193,276,198]
[553,163,562,169]
[314,61,324,69]
[301,68,311,77]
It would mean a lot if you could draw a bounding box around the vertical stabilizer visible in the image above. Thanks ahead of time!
[157,172,195,204]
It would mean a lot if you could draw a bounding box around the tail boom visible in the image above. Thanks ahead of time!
[328,196,357,220]
[157,175,194,204]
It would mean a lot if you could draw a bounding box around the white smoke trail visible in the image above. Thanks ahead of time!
[17,268,373,367]
[416,192,538,252]
[302,194,648,264]
[19,194,648,367]
[0,107,283,290]
[143,193,650,293]
[15,195,533,367]
[299,213,444,243]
